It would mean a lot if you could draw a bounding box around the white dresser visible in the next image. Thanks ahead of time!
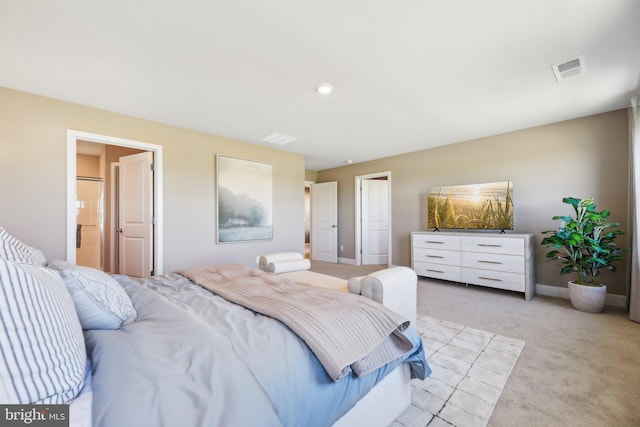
[411,231,535,300]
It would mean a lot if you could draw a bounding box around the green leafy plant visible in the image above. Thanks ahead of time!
[541,197,624,286]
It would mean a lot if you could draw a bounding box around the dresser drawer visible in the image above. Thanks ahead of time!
[461,252,524,274]
[414,261,461,282]
[413,248,460,266]
[461,268,525,292]
[461,236,524,255]
[412,234,460,250]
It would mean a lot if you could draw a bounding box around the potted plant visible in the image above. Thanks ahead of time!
[541,197,624,313]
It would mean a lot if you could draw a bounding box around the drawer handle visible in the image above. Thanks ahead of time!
[425,241,445,244]
[426,255,445,259]
[478,244,502,247]
[426,269,445,274]
[478,260,502,264]
[477,276,503,282]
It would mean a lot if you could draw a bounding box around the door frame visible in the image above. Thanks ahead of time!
[354,171,392,266]
[66,129,164,275]
[109,162,119,273]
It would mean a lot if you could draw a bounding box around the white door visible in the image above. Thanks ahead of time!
[311,181,338,263]
[361,179,389,265]
[118,152,153,277]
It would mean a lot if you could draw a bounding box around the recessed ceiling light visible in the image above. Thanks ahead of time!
[316,83,334,95]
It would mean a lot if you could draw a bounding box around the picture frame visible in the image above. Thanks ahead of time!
[216,155,273,243]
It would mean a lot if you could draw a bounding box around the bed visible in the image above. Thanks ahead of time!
[0,228,430,427]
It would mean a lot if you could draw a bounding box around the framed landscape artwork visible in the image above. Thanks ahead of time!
[216,155,273,243]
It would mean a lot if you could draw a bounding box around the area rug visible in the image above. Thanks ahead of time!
[392,316,525,427]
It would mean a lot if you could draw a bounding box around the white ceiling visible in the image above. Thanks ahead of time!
[1,1,639,170]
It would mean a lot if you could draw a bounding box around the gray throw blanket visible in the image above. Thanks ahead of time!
[177,264,413,381]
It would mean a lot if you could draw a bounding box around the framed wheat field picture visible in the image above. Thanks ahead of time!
[216,155,273,243]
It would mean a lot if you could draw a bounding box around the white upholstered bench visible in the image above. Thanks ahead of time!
[258,252,417,327]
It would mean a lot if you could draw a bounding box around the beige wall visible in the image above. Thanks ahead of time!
[318,110,630,295]
[0,86,305,273]
[305,169,318,182]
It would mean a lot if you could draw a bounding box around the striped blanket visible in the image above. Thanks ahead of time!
[176,264,413,381]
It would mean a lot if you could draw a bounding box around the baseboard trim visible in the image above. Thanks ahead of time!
[535,284,569,299]
[536,284,627,308]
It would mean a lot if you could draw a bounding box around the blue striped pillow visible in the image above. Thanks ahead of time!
[0,259,86,404]
[0,227,36,264]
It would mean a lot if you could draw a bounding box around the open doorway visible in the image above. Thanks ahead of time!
[355,172,391,266]
[76,141,149,274]
[66,130,164,276]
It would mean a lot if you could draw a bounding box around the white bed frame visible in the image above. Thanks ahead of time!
[334,363,411,427]
[70,363,411,427]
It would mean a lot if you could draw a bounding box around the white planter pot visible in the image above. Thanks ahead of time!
[568,281,606,313]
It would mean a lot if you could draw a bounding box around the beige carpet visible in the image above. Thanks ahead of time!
[308,261,640,427]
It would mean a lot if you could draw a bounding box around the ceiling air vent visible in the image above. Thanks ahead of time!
[552,55,587,81]
[260,132,299,145]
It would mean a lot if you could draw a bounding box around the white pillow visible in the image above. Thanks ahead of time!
[0,259,86,404]
[47,261,137,330]
[258,252,304,271]
[268,258,311,273]
[24,245,47,266]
